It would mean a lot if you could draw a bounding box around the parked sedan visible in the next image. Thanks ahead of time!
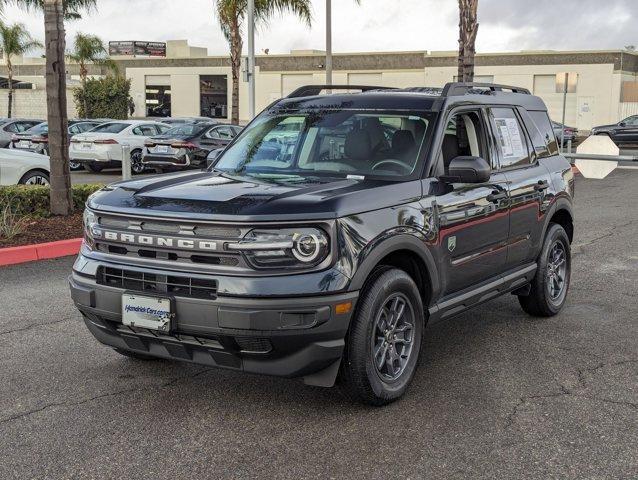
[142,122,242,172]
[69,120,170,174]
[0,118,43,148]
[10,120,104,170]
[552,121,577,147]
[590,115,638,147]
[0,148,50,185]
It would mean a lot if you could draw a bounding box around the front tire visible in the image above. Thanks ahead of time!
[85,163,104,173]
[19,170,50,185]
[69,159,83,171]
[130,150,146,175]
[339,268,424,406]
[518,223,571,317]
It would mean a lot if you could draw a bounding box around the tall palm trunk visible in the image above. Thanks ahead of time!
[229,16,242,125]
[44,0,73,216]
[458,0,479,83]
[80,62,88,116]
[6,60,13,118]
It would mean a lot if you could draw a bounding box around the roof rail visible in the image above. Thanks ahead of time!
[286,84,395,99]
[442,82,531,97]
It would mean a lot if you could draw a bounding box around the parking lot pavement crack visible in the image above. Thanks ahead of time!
[0,318,72,337]
[504,387,573,429]
[0,367,213,425]
[577,359,638,388]
[573,220,637,254]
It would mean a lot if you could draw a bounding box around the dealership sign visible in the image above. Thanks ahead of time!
[109,41,166,57]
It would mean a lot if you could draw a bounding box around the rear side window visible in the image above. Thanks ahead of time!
[92,123,129,134]
[527,110,559,156]
[489,108,532,169]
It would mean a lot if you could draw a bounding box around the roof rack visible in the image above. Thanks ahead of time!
[442,82,531,96]
[286,84,395,99]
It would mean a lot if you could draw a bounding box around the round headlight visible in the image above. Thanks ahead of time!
[293,233,321,262]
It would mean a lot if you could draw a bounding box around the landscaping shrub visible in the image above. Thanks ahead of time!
[73,76,135,119]
[0,184,103,218]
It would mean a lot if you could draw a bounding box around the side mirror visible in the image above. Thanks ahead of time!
[206,148,223,168]
[447,156,491,183]
[619,121,626,127]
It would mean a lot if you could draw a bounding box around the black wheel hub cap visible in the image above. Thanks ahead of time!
[546,241,567,300]
[371,293,415,381]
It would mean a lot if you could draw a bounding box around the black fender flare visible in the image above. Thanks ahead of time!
[542,196,574,241]
[348,234,440,304]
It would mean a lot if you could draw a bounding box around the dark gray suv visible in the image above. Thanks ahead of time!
[70,83,574,405]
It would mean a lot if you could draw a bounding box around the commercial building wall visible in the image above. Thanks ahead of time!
[2,49,637,131]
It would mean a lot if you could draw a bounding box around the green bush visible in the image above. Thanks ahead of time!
[0,184,103,218]
[73,76,135,119]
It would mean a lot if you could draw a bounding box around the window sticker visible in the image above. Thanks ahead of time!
[494,117,526,158]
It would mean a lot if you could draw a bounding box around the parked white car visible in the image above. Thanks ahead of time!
[69,120,169,174]
[0,148,50,186]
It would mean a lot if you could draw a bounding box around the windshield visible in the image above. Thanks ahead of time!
[163,124,210,136]
[89,122,129,134]
[214,110,433,179]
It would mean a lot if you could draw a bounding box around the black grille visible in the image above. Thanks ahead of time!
[97,267,218,300]
[234,336,272,353]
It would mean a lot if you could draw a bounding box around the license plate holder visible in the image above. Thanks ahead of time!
[122,293,173,333]
[18,140,30,149]
[81,142,92,150]
[155,145,170,153]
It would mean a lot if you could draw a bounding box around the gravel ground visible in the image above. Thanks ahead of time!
[1,170,637,479]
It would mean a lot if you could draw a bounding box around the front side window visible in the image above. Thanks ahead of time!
[490,108,531,169]
[214,110,432,179]
[622,116,638,126]
[440,110,488,174]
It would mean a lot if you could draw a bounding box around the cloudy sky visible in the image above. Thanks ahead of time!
[2,0,637,56]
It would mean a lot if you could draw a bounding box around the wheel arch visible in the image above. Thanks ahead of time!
[545,198,574,243]
[349,235,440,309]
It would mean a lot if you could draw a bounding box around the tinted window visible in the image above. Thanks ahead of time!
[623,116,638,126]
[27,122,49,135]
[164,124,210,136]
[132,125,157,136]
[528,110,559,156]
[490,108,531,168]
[440,110,489,173]
[91,122,129,134]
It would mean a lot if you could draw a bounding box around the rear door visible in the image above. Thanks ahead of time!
[432,108,510,295]
[488,107,553,269]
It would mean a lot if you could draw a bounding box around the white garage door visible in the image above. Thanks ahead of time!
[282,74,314,96]
[348,73,382,85]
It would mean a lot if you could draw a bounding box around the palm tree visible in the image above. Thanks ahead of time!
[457,0,479,83]
[0,22,42,117]
[15,0,96,216]
[214,0,312,125]
[68,32,116,116]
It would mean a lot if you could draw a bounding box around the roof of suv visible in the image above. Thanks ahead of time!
[271,82,547,113]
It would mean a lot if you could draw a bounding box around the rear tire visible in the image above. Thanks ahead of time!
[113,348,159,361]
[339,267,424,406]
[518,223,571,317]
[131,150,146,175]
[69,160,83,171]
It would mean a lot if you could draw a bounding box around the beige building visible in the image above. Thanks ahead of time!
[3,41,638,132]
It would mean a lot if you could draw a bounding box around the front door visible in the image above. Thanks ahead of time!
[432,108,510,295]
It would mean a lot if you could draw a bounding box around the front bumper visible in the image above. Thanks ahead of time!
[69,258,358,384]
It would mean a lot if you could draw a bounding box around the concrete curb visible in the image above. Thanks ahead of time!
[0,238,82,267]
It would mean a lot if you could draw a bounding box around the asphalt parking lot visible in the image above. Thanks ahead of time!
[1,170,637,479]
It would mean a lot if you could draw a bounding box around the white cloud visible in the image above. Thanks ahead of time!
[1,0,635,57]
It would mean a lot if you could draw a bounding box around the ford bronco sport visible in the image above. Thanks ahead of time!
[70,82,575,405]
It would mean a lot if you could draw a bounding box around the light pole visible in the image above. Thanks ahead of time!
[326,0,332,85]
[247,0,256,119]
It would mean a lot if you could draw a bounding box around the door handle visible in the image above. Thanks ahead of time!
[534,180,550,191]
[487,190,508,203]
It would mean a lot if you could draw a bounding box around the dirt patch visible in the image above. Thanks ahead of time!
[0,213,83,248]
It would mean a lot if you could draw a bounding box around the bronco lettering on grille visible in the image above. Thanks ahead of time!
[101,230,218,251]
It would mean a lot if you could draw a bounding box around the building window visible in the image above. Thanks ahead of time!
[146,85,171,117]
[200,75,228,119]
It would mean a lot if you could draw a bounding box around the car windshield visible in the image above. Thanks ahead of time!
[163,124,210,136]
[27,122,48,135]
[214,110,433,179]
[89,122,129,134]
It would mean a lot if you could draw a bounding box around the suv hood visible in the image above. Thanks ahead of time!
[88,170,423,221]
